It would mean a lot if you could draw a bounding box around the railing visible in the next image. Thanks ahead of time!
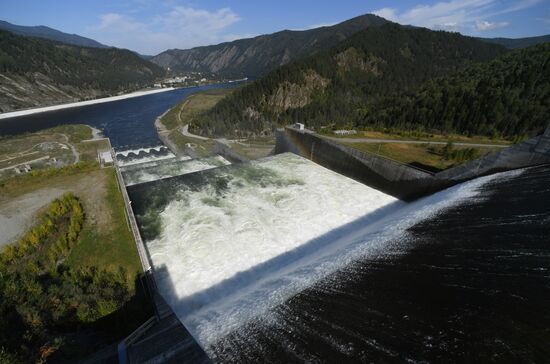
[113,155,151,272]
[118,316,158,364]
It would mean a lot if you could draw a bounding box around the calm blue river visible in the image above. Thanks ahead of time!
[0,84,238,149]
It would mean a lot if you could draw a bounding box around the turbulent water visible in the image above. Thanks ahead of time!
[116,146,178,167]
[120,155,230,186]
[128,154,550,362]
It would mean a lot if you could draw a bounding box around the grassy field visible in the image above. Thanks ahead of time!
[168,130,216,157]
[0,124,110,180]
[321,129,513,146]
[65,168,140,278]
[0,125,140,283]
[160,88,232,130]
[158,88,276,160]
[342,142,501,172]
[0,164,141,280]
[229,138,275,160]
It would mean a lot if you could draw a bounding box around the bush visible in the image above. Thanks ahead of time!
[0,194,133,362]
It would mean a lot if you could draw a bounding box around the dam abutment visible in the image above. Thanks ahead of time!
[276,125,550,200]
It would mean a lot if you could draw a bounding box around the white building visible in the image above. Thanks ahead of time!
[99,151,113,165]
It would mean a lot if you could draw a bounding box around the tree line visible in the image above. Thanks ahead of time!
[190,23,509,137]
[0,194,133,363]
[0,30,165,92]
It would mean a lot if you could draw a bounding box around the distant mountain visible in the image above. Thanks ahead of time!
[150,14,389,77]
[478,34,550,49]
[191,23,507,137]
[0,19,108,49]
[0,30,165,113]
[362,43,550,138]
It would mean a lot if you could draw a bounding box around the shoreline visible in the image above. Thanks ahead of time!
[0,87,176,120]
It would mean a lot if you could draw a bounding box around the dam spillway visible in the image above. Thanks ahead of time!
[122,151,550,362]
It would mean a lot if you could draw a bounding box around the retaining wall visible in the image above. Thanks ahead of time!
[276,126,550,201]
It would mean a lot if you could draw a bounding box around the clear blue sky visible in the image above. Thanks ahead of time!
[1,0,549,54]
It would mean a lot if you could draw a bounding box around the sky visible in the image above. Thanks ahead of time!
[1,0,549,55]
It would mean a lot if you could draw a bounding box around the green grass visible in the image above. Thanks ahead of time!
[76,139,111,162]
[229,138,275,160]
[160,88,232,130]
[159,102,183,130]
[169,130,216,157]
[44,124,93,143]
[0,161,98,191]
[342,142,500,172]
[321,128,513,146]
[66,168,141,283]
[1,162,141,286]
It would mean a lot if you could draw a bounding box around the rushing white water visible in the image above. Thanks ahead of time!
[116,146,166,157]
[115,146,180,166]
[138,153,523,352]
[121,155,230,186]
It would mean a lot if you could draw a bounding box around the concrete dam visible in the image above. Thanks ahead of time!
[276,125,550,200]
[114,126,550,363]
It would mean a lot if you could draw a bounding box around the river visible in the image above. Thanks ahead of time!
[0,84,238,149]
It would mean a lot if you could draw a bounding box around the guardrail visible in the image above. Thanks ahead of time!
[118,316,158,364]
[113,154,151,272]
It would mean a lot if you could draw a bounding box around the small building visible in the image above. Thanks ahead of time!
[99,151,113,166]
[294,123,305,130]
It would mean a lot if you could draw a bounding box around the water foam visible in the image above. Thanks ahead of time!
[115,146,180,167]
[121,155,230,186]
[141,153,524,351]
[116,146,166,157]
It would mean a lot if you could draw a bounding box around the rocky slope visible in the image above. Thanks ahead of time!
[192,23,508,137]
[151,14,389,77]
[0,30,165,113]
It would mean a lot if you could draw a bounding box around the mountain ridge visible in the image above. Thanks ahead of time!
[150,14,389,77]
[190,23,508,137]
[0,30,165,113]
[477,34,550,49]
[0,20,108,49]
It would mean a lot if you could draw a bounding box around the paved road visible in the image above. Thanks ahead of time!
[59,133,80,163]
[181,124,210,141]
[324,136,509,148]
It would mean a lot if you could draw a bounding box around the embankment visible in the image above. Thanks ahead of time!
[276,126,550,200]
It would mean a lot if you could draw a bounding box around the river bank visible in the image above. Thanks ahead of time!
[0,88,176,120]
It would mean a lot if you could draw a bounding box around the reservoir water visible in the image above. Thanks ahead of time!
[0,84,238,149]
[127,155,550,362]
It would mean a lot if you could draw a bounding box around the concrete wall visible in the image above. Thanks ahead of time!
[276,125,550,201]
[276,129,443,200]
[437,130,550,180]
[213,140,249,163]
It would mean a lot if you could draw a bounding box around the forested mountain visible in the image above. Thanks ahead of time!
[0,30,165,112]
[479,34,550,49]
[191,23,507,137]
[150,14,389,77]
[362,43,550,138]
[0,20,108,48]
